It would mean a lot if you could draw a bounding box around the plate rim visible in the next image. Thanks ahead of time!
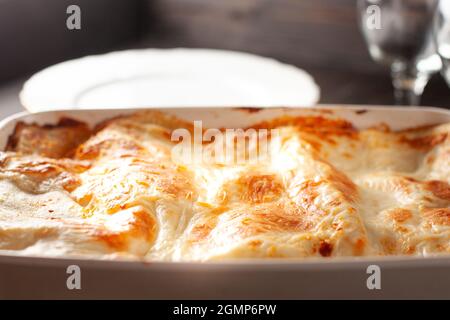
[20,48,321,112]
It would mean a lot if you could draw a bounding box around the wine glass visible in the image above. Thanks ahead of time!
[358,0,442,106]
[434,1,450,87]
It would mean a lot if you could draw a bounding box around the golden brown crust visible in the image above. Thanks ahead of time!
[423,208,450,227]
[6,118,91,158]
[424,180,450,201]
[389,208,413,223]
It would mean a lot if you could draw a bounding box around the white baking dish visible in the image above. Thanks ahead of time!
[0,105,450,299]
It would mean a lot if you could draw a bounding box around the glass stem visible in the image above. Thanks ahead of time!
[391,62,429,106]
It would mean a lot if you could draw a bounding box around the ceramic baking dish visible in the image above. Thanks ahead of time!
[0,105,449,299]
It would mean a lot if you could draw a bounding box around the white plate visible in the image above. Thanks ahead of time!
[20,48,320,112]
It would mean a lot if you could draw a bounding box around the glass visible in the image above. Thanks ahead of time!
[358,0,442,106]
[434,1,450,86]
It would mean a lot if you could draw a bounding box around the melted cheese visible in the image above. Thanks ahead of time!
[0,110,449,261]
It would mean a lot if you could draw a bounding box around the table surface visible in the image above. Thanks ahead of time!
[312,68,450,108]
[0,79,22,120]
[138,0,450,109]
[1,0,450,115]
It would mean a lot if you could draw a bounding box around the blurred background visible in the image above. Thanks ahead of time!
[1,0,450,118]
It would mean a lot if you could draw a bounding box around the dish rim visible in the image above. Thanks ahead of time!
[0,104,449,268]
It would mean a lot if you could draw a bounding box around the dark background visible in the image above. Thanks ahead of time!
[1,0,449,117]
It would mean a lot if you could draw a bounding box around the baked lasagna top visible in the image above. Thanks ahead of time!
[0,110,449,261]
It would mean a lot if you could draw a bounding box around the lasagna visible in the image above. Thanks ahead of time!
[0,110,448,261]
